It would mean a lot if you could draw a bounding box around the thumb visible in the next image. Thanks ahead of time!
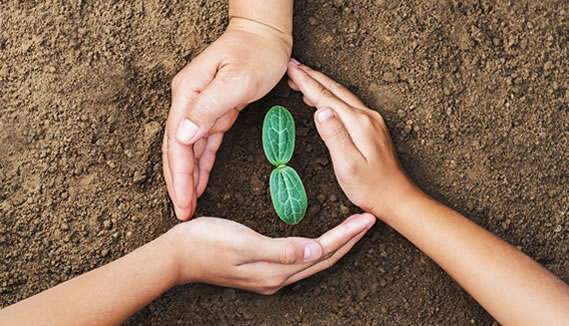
[176,70,251,145]
[314,108,363,163]
[256,237,324,264]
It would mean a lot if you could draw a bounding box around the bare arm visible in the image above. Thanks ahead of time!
[0,215,374,325]
[385,188,569,326]
[0,236,178,326]
[287,60,569,326]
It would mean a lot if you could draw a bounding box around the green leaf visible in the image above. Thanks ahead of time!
[262,106,295,166]
[269,166,307,225]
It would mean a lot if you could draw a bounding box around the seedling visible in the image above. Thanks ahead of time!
[262,106,307,224]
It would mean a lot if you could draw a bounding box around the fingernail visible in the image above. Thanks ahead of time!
[290,58,301,66]
[366,219,376,230]
[176,119,198,144]
[303,243,321,262]
[316,108,335,124]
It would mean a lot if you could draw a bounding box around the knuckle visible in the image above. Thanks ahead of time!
[265,276,285,290]
[328,80,346,92]
[326,125,348,142]
[322,257,336,270]
[259,287,278,296]
[280,244,297,265]
[318,87,335,102]
[359,113,375,128]
[370,110,386,126]
[192,97,217,122]
[343,158,360,175]
[171,73,183,90]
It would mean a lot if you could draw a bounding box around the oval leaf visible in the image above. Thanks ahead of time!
[262,106,295,166]
[269,166,308,225]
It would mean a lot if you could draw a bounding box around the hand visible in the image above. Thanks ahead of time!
[287,60,417,220]
[163,18,292,220]
[163,214,376,294]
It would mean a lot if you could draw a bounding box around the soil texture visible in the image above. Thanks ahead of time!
[1,0,569,325]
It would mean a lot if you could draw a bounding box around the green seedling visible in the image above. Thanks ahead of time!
[262,106,307,225]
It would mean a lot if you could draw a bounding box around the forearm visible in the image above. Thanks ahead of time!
[229,0,294,35]
[381,189,569,326]
[0,235,179,326]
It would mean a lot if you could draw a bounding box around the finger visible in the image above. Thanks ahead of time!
[163,133,193,220]
[194,138,208,159]
[314,108,365,165]
[287,61,365,136]
[287,61,354,116]
[246,213,375,273]
[317,213,375,253]
[196,133,224,197]
[294,63,367,109]
[209,109,240,134]
[303,96,315,107]
[167,130,196,221]
[176,69,251,145]
[166,56,218,220]
[287,78,300,91]
[284,227,369,285]
[247,236,324,265]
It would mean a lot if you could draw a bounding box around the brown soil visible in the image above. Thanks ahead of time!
[2,1,568,325]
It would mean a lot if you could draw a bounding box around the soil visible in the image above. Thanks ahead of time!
[1,0,568,325]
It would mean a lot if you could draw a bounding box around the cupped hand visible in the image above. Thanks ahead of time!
[164,18,292,220]
[163,214,375,295]
[287,60,416,220]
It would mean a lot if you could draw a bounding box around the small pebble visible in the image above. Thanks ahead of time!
[329,194,337,202]
[60,192,69,200]
[308,17,317,25]
[340,204,349,214]
[315,157,329,166]
[382,71,398,83]
[101,249,109,257]
[61,223,69,231]
[103,220,112,230]
[133,171,146,184]
[317,194,326,203]
[308,204,321,217]
[397,109,407,119]
[404,125,412,134]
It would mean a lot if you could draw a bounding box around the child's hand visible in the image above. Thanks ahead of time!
[162,214,375,294]
[287,60,417,220]
[163,18,293,221]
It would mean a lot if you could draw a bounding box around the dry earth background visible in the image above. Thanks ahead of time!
[1,0,569,325]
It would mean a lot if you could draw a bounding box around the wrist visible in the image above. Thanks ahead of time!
[370,177,427,225]
[154,228,187,286]
[227,17,293,54]
[229,0,293,36]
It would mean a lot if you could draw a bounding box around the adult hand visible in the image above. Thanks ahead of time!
[163,213,376,294]
[164,18,292,220]
[287,60,416,220]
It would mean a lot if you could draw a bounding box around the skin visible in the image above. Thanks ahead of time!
[286,60,569,326]
[164,0,294,220]
[0,214,376,325]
